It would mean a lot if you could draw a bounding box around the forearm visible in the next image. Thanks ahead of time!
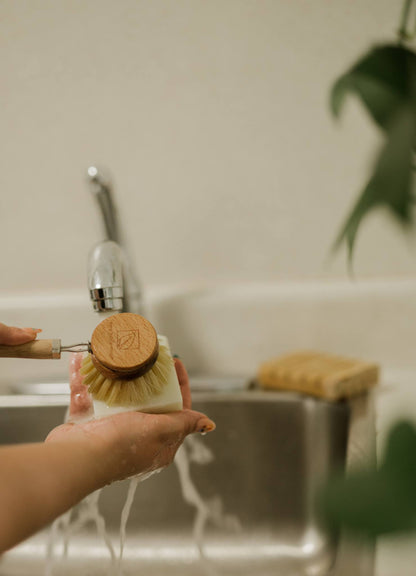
[0,441,105,553]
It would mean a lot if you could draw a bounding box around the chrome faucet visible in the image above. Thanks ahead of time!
[86,167,143,314]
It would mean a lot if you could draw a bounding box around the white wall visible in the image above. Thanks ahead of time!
[1,0,414,296]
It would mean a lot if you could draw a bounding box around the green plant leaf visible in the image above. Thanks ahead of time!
[382,421,416,480]
[331,45,416,131]
[317,420,416,538]
[334,105,416,260]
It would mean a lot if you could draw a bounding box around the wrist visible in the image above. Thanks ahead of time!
[46,421,117,490]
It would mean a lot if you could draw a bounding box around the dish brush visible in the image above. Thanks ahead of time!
[81,313,182,416]
[0,313,183,416]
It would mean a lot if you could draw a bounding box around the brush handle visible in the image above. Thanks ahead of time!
[0,339,61,359]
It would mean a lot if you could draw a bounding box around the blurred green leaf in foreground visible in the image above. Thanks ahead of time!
[318,421,416,538]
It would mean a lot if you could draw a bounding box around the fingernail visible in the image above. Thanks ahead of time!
[173,354,180,359]
[198,420,216,434]
[23,328,42,338]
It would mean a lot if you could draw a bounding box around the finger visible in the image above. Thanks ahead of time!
[0,323,42,345]
[161,409,216,438]
[68,353,93,421]
[174,358,192,410]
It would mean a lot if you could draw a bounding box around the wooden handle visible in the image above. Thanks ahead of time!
[0,339,61,359]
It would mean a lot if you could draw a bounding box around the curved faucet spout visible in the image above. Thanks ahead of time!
[86,167,143,314]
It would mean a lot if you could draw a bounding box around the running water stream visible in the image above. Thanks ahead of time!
[116,477,138,576]
[45,489,116,576]
[173,436,241,575]
[44,435,240,575]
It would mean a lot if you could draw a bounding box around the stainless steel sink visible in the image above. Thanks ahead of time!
[0,388,375,576]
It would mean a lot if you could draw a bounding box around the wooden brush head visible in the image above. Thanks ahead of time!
[90,313,159,380]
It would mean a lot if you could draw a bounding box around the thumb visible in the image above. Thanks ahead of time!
[170,409,216,437]
[0,323,42,345]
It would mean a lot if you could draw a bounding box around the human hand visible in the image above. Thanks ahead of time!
[47,356,216,485]
[0,323,42,345]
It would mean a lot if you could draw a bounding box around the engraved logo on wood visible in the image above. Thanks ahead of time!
[116,330,140,350]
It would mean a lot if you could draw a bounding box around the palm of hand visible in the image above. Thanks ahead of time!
[46,356,214,483]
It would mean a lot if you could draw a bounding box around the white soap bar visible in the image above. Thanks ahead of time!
[93,335,183,418]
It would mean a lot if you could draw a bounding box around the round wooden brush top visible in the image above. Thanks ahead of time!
[90,313,160,381]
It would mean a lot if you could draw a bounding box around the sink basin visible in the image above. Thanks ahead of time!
[0,388,375,576]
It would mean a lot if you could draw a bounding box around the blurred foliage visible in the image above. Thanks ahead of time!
[318,1,416,540]
[332,1,416,261]
[318,421,416,538]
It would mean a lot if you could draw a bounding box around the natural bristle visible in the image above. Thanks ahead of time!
[80,344,174,407]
